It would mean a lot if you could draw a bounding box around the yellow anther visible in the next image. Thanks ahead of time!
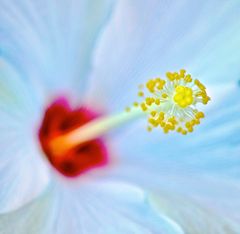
[145,97,151,105]
[147,126,152,132]
[160,122,166,128]
[160,80,166,86]
[156,118,162,125]
[203,96,210,104]
[177,127,182,133]
[166,72,175,81]
[141,103,148,112]
[145,97,154,106]
[168,124,175,130]
[182,130,187,135]
[159,112,165,119]
[194,79,206,90]
[187,126,193,132]
[157,84,164,90]
[151,110,157,117]
[168,117,177,125]
[138,91,144,97]
[146,79,156,93]
[133,102,139,107]
[195,111,205,119]
[165,123,171,129]
[125,107,131,112]
[180,69,186,78]
[195,91,203,97]
[155,99,161,105]
[157,116,164,123]
[184,74,192,83]
[163,127,169,134]
[162,93,168,98]
[174,72,181,80]
[191,119,200,125]
[195,119,200,125]
[190,120,196,126]
[148,118,158,127]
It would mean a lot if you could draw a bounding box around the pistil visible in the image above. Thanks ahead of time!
[49,69,210,155]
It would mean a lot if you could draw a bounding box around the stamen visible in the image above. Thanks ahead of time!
[134,69,210,135]
[50,69,210,155]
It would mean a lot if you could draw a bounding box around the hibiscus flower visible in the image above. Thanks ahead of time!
[0,0,240,233]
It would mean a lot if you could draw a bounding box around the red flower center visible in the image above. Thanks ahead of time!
[39,98,108,177]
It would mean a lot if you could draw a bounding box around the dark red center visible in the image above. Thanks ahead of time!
[39,98,108,177]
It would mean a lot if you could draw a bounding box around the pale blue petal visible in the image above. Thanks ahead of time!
[0,0,115,99]
[85,0,240,112]
[0,59,50,213]
[109,83,240,222]
[149,191,240,234]
[1,0,239,231]
[0,0,116,213]
[0,180,184,234]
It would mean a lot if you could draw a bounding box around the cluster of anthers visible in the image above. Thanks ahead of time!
[126,69,211,135]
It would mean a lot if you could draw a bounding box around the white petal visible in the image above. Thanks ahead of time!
[0,0,116,212]
[0,60,50,213]
[0,0,115,98]
[108,83,240,222]
[149,191,240,234]
[0,180,184,234]
[85,0,240,112]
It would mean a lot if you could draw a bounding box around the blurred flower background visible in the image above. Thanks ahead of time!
[0,0,240,233]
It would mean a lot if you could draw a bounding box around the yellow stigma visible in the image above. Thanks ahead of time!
[173,86,193,108]
[129,69,210,135]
